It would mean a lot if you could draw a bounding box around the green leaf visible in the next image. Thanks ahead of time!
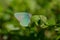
[32,15,40,22]
[40,15,48,25]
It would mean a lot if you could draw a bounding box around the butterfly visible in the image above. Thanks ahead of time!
[14,12,32,27]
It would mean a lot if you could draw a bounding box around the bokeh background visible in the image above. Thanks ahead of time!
[0,0,60,40]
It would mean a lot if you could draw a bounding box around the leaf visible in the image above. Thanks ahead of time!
[31,15,40,25]
[39,15,48,25]
[32,15,40,22]
[4,23,19,32]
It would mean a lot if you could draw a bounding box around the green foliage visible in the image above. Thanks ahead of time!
[0,0,60,40]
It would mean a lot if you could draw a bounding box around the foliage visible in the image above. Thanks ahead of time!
[0,0,60,40]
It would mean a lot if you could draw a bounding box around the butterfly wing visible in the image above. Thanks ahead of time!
[20,14,30,26]
[14,12,32,26]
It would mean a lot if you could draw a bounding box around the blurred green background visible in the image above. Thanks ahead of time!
[0,0,60,40]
